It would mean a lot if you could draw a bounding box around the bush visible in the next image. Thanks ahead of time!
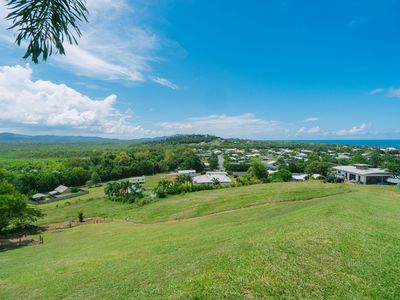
[70,187,80,193]
[77,210,84,222]
[155,189,167,198]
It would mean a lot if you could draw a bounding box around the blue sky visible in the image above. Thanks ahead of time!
[0,0,399,139]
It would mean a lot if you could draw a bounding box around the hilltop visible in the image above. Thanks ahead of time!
[1,181,400,299]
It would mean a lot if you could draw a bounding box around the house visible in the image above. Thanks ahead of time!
[31,193,46,201]
[54,185,70,194]
[333,164,392,184]
[178,170,196,176]
[262,161,279,170]
[193,172,232,185]
[129,177,145,184]
[49,190,58,197]
[292,173,308,181]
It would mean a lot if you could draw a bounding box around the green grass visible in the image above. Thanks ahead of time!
[1,182,400,299]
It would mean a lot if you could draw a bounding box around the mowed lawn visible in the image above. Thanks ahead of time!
[1,182,400,299]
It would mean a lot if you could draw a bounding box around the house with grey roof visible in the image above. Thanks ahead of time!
[333,164,392,184]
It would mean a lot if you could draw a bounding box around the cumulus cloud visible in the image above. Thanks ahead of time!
[0,65,153,138]
[302,117,319,123]
[160,113,287,138]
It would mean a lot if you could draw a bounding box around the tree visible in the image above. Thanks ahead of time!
[0,181,43,232]
[90,171,101,185]
[270,169,292,182]
[208,154,219,170]
[305,161,331,176]
[247,159,268,181]
[5,0,89,63]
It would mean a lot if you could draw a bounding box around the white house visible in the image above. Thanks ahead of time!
[292,173,308,181]
[129,177,145,184]
[333,164,392,184]
[193,172,232,185]
[178,170,196,175]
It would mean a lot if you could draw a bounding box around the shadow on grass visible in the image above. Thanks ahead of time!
[0,225,43,253]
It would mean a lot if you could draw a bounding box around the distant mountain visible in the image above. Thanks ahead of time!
[0,132,167,143]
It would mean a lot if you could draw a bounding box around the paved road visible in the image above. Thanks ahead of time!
[218,154,225,171]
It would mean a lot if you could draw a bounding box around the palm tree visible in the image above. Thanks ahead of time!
[5,0,89,63]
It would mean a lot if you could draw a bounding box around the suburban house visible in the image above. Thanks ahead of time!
[178,170,197,176]
[129,177,145,184]
[193,172,232,185]
[292,173,308,181]
[333,164,392,184]
[262,161,279,170]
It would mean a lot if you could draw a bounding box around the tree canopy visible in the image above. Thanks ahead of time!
[0,180,43,232]
[5,0,89,63]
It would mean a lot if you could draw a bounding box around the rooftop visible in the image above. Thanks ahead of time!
[333,165,392,176]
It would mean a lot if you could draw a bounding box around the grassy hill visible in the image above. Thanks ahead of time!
[1,182,400,299]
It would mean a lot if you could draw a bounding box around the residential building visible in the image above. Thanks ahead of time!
[333,164,392,184]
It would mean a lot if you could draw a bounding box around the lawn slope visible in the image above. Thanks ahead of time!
[1,182,400,299]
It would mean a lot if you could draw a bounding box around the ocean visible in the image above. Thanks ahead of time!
[293,140,400,148]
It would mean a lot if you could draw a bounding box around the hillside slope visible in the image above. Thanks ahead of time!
[1,182,400,299]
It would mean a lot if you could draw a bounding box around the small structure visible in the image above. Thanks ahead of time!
[333,164,392,184]
[193,172,232,185]
[31,193,46,201]
[129,177,145,184]
[54,185,70,194]
[292,173,308,181]
[48,191,58,197]
[178,170,196,176]
[262,161,279,170]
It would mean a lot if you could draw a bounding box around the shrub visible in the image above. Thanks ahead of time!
[70,187,80,193]
[77,210,84,222]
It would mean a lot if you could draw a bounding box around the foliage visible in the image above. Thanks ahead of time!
[208,154,219,170]
[77,210,84,222]
[247,159,268,182]
[0,180,43,232]
[349,155,369,165]
[270,169,292,182]
[6,0,89,63]
[305,160,331,176]
[104,181,144,204]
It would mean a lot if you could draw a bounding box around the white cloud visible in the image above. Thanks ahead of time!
[369,88,400,98]
[331,124,368,136]
[302,117,319,123]
[0,65,154,138]
[369,88,385,95]
[160,113,287,138]
[150,77,179,90]
[296,126,320,136]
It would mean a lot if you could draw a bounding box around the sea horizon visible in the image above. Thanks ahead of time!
[288,139,400,148]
